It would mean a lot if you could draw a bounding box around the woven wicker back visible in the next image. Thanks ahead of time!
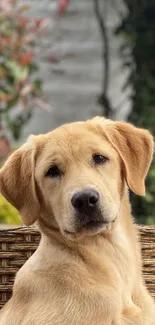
[0,226,155,309]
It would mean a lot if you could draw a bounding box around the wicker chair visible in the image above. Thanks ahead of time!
[0,226,155,309]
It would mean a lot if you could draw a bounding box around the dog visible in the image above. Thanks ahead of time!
[0,117,155,325]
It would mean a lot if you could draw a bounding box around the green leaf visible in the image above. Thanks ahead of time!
[5,60,28,81]
[34,79,42,91]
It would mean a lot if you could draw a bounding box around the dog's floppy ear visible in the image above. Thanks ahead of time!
[98,119,154,196]
[0,138,40,225]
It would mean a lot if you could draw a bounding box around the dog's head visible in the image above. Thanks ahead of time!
[0,117,153,240]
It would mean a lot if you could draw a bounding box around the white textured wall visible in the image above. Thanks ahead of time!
[20,0,130,142]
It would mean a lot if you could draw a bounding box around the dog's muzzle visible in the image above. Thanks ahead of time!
[71,188,106,231]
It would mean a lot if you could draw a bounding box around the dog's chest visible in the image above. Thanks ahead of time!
[16,238,136,325]
[22,288,117,325]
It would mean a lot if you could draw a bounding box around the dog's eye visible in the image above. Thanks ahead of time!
[93,154,107,164]
[45,166,61,178]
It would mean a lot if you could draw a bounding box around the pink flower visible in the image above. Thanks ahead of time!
[17,17,29,28]
[19,51,33,66]
[57,0,69,14]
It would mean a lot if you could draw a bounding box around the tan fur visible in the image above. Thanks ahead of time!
[0,117,154,325]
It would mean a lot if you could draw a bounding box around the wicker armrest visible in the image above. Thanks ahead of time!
[0,226,155,309]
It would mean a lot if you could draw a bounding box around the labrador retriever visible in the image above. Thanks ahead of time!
[0,117,155,325]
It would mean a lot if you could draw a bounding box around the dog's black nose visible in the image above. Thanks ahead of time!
[71,188,99,214]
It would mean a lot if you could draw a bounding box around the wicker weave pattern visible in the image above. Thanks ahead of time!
[140,226,155,298]
[0,226,155,309]
[0,228,40,309]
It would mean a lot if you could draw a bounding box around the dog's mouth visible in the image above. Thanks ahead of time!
[82,219,106,230]
[64,218,115,236]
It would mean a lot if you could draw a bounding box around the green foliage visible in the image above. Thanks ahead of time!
[0,194,21,225]
[0,1,49,225]
[0,0,46,140]
[116,0,155,224]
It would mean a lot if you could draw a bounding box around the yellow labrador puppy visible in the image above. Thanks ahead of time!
[0,117,155,325]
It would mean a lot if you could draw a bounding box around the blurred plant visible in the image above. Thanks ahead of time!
[94,0,114,117]
[0,130,12,161]
[0,0,48,142]
[93,0,128,119]
[116,0,155,224]
[0,194,21,225]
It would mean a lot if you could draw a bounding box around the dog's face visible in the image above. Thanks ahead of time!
[0,117,153,240]
[35,123,122,238]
